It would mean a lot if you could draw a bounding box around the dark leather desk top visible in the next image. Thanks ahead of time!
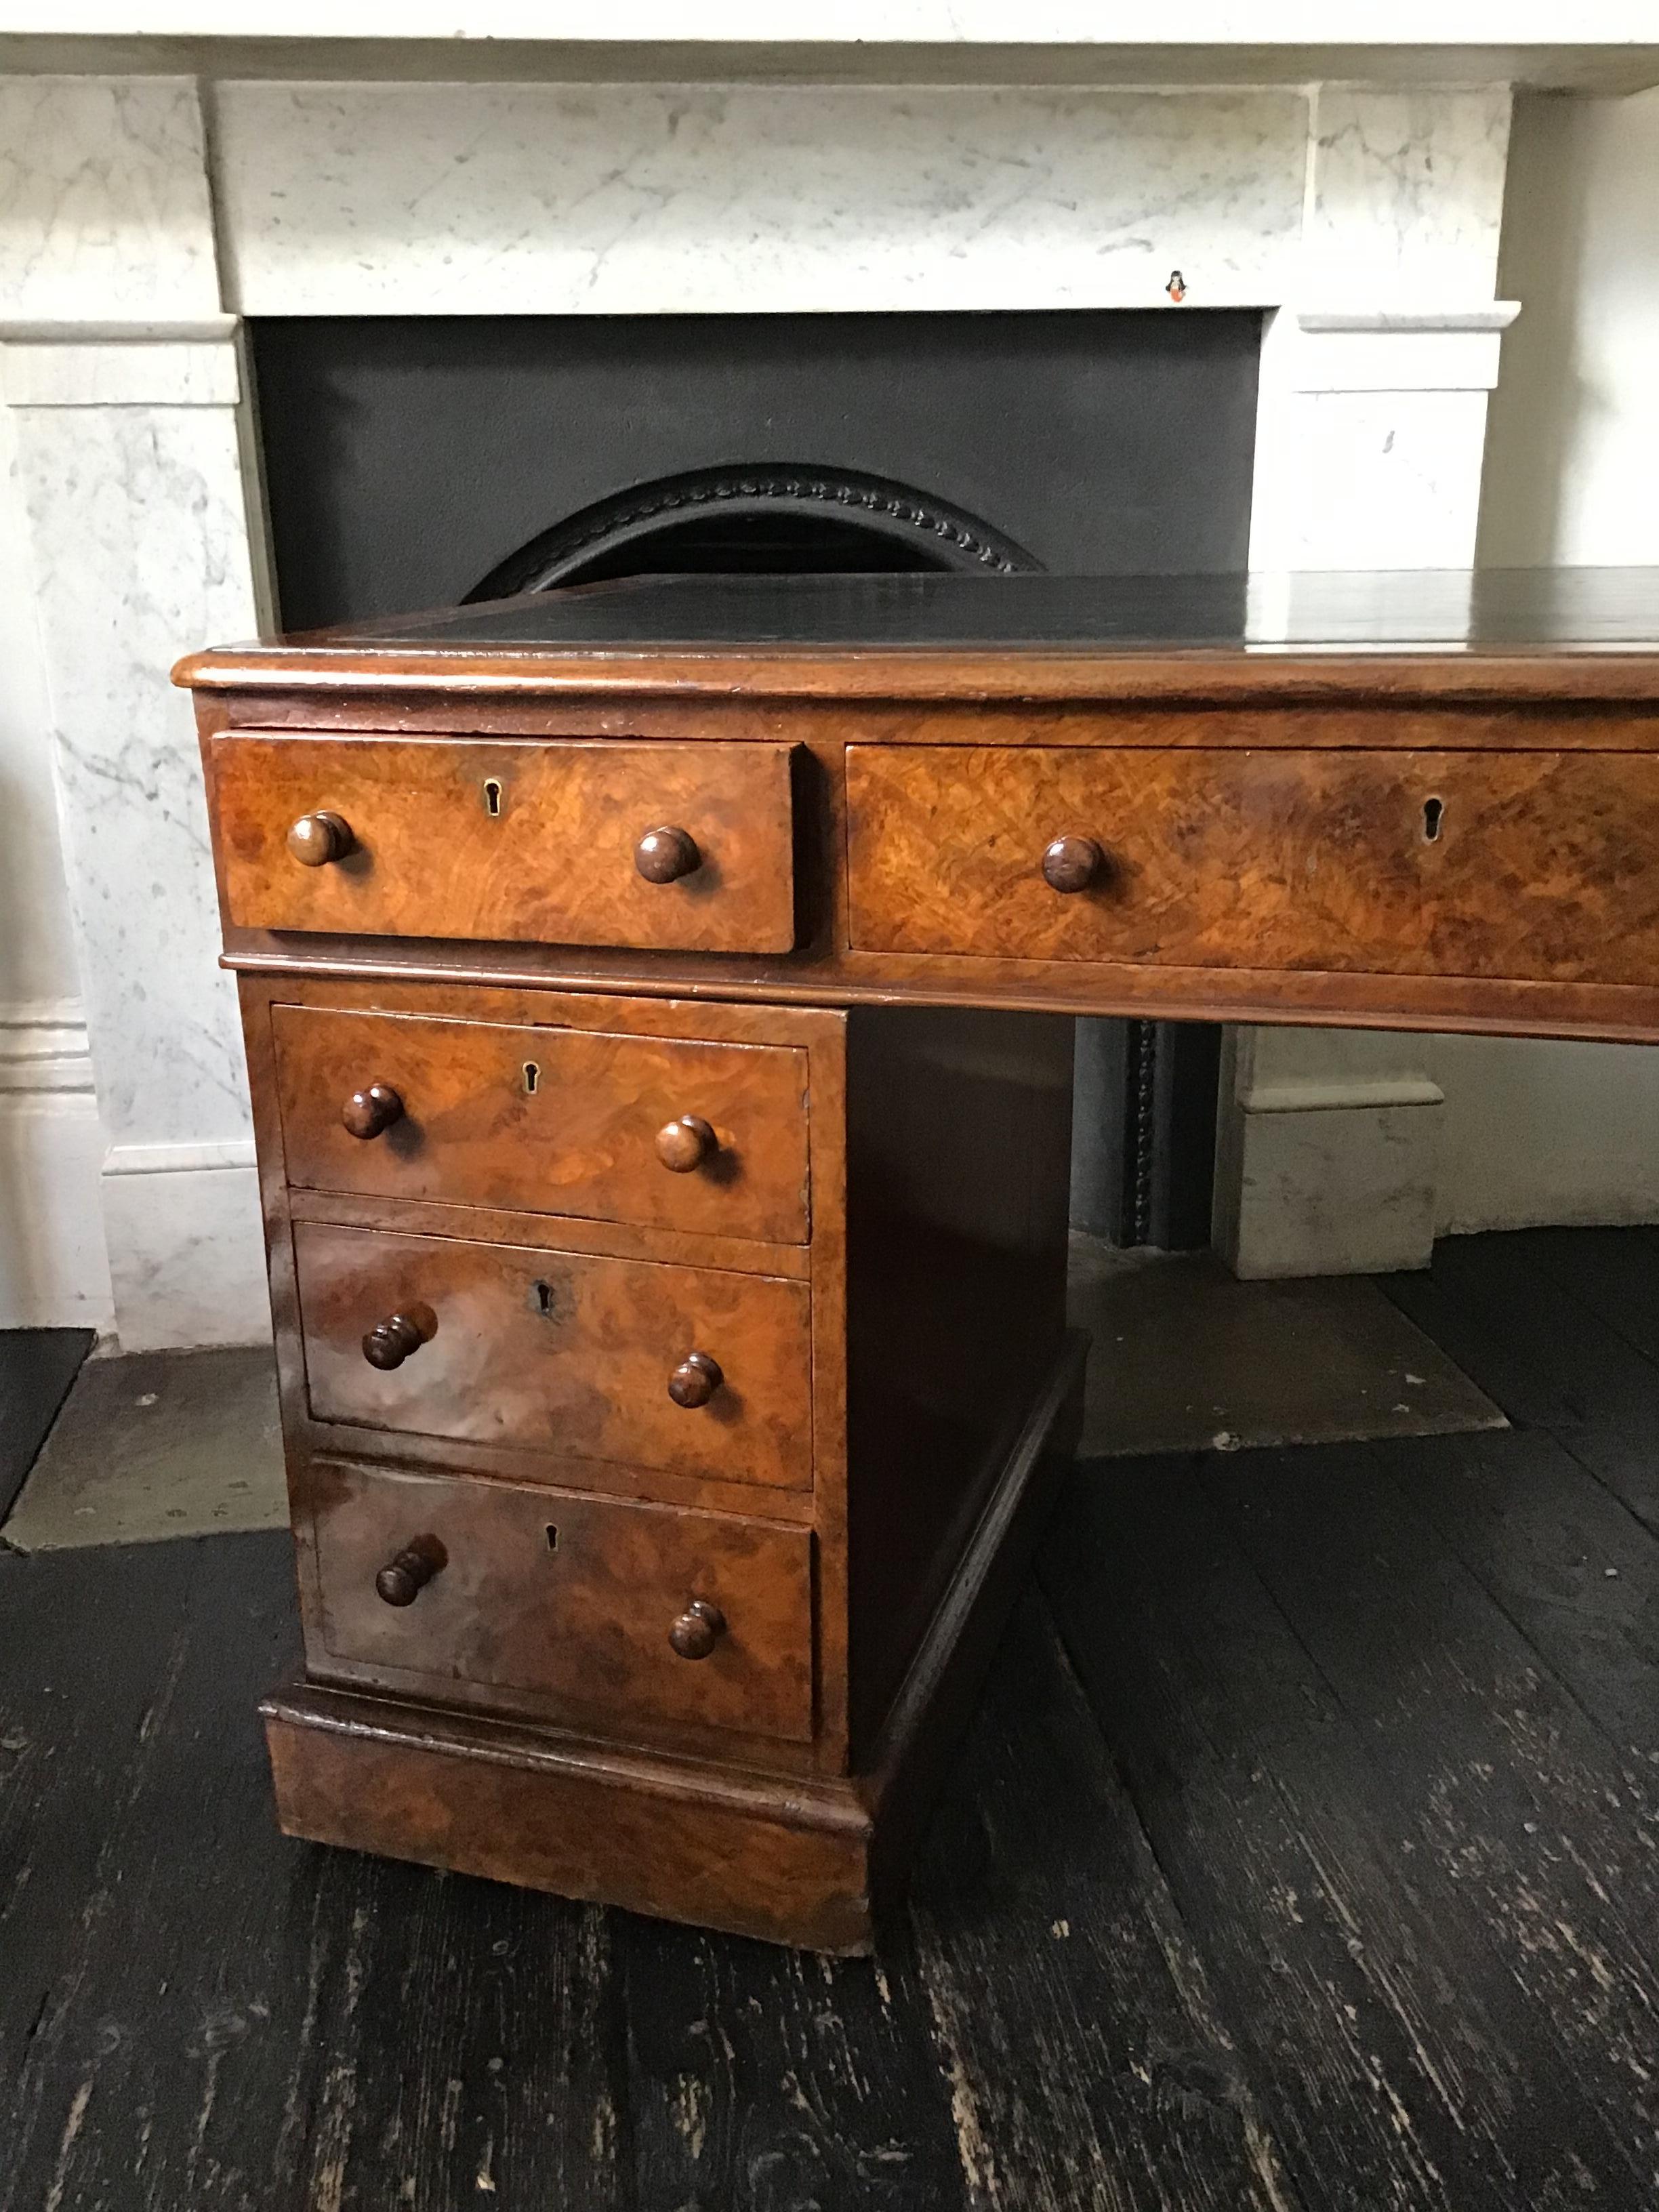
[289,569,1659,657]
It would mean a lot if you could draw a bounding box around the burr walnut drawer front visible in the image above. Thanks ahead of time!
[845,744,1659,984]
[309,1460,815,1742]
[209,733,798,953]
[272,1005,811,1244]
[294,1222,811,1492]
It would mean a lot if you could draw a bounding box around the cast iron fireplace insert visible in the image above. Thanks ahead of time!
[251,309,1263,1244]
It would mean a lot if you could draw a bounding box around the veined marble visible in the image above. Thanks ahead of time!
[1307,87,1513,305]
[0,76,220,321]
[13,401,257,1162]
[101,1151,268,1351]
[214,81,1309,316]
[0,335,241,406]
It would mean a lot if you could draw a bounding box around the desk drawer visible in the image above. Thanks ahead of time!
[846,744,1659,984]
[273,1004,811,1243]
[309,1460,814,1742]
[211,733,797,952]
[295,1222,811,1492]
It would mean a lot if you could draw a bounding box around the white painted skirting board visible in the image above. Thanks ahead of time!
[0,996,93,1096]
[0,998,112,1328]
[99,1136,271,1351]
[1212,1030,1444,1279]
[0,1006,268,1340]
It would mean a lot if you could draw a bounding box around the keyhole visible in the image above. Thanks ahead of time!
[544,1524,559,1552]
[529,1277,557,1321]
[1422,796,1445,843]
[523,1060,539,1094]
[483,777,504,817]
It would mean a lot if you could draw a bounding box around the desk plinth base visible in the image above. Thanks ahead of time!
[261,1336,1084,1952]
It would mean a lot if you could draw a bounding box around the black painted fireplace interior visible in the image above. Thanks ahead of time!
[251,310,1263,1247]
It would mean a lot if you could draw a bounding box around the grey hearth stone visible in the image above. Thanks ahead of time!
[1070,1244,1504,1460]
[2,1345,286,1552]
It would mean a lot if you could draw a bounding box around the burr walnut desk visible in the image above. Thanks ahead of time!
[178,569,1659,1952]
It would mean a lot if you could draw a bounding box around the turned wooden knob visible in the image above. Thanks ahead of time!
[362,1302,437,1371]
[342,1083,404,1140]
[634,825,701,884]
[1041,836,1104,894]
[669,1599,726,1660]
[375,1537,445,1607]
[655,1115,718,1173]
[286,811,354,867]
[668,1351,723,1408]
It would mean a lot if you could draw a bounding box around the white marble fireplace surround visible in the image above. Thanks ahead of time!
[0,58,1585,1347]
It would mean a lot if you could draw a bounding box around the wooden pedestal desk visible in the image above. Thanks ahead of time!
[177,569,1659,1952]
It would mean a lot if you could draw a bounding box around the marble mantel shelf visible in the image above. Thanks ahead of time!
[1,7,1658,92]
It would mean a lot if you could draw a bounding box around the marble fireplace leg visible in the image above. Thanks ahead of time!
[0,77,271,1348]
[1216,85,1515,1278]
[5,338,270,1347]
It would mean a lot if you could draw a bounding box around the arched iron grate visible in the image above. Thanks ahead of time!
[466,462,1040,598]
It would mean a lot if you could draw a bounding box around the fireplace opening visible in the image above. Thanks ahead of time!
[251,309,1262,1251]
[469,463,1037,596]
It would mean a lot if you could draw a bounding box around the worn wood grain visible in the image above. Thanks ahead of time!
[846,743,1659,984]
[174,647,1659,710]
[1377,1425,1659,1757]
[1040,1453,1652,2209]
[209,732,799,953]
[1197,1440,1659,2192]
[293,1220,814,1492]
[1381,1229,1659,1534]
[264,1683,876,1952]
[304,1458,815,1742]
[613,1917,966,2210]
[272,1002,813,1244]
[845,1006,1074,1751]
[907,1587,1297,2212]
[1,1532,640,2212]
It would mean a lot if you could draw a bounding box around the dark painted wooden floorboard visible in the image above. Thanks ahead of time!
[1374,1425,1659,1756]
[1381,1231,1659,1438]
[0,1533,639,2212]
[1040,1456,1648,2211]
[0,1326,92,1523]
[1480,1228,1659,1537]
[612,1587,1295,2212]
[1197,1441,1659,2200]
[904,1588,1294,2212]
[1502,1225,1659,1371]
[1381,1228,1659,1536]
[0,1537,212,2207]
[318,1868,637,2211]
[613,1907,962,2211]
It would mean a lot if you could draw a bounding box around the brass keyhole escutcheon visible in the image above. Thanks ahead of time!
[1422,796,1445,843]
[483,777,504,818]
